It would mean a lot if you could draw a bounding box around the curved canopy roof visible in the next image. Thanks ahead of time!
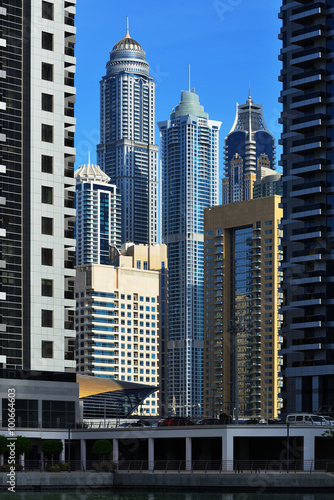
[77,374,158,418]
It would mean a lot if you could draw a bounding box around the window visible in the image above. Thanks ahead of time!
[42,124,53,143]
[42,340,53,358]
[143,261,148,270]
[42,309,53,327]
[41,186,53,204]
[42,31,53,51]
[42,93,53,112]
[41,155,53,173]
[42,248,53,266]
[136,260,141,269]
[41,62,53,81]
[42,1,54,20]
[42,217,53,235]
[41,279,53,297]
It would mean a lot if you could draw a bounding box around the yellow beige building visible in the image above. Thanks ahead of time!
[203,196,283,420]
[75,243,167,417]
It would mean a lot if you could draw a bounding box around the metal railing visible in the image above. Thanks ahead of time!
[3,459,334,474]
[116,459,334,474]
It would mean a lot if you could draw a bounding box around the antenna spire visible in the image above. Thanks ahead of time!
[88,151,91,165]
[188,64,190,92]
[248,80,251,100]
[126,16,130,37]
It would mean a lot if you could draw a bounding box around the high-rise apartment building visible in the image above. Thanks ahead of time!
[203,196,283,420]
[75,243,167,416]
[222,94,276,204]
[158,89,221,416]
[0,0,76,372]
[75,162,121,266]
[253,166,283,199]
[97,20,158,245]
[280,0,334,413]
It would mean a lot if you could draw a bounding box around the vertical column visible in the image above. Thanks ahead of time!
[113,438,119,464]
[303,433,315,472]
[295,378,302,412]
[222,429,234,470]
[148,438,154,471]
[186,437,192,471]
[60,439,65,462]
[38,400,42,428]
[80,439,86,471]
[312,376,319,412]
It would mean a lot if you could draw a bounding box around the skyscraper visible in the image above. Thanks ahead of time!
[203,196,284,421]
[158,88,221,416]
[0,0,76,372]
[280,0,334,413]
[222,94,276,204]
[75,161,121,266]
[97,19,158,245]
[75,243,167,416]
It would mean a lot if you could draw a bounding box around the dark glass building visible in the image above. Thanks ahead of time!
[280,0,334,413]
[222,94,276,204]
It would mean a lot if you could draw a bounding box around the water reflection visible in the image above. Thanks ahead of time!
[2,491,333,500]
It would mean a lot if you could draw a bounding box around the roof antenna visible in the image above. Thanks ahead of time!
[126,16,130,37]
[188,64,190,92]
[88,151,91,166]
[248,80,251,100]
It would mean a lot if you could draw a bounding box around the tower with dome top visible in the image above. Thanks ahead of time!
[97,18,158,245]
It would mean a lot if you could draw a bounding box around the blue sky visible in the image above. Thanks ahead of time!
[74,0,282,198]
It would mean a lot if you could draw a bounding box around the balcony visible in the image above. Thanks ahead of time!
[291,24,326,40]
[291,180,326,196]
[291,203,326,219]
[291,3,323,21]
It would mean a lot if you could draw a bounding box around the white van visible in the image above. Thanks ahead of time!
[286,413,334,425]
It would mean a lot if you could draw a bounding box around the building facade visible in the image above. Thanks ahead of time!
[75,243,167,416]
[0,0,76,372]
[158,90,221,417]
[253,166,283,199]
[96,21,159,245]
[75,162,121,266]
[203,196,283,420]
[222,94,276,204]
[280,0,334,413]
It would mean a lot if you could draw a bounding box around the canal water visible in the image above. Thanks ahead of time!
[1,491,334,500]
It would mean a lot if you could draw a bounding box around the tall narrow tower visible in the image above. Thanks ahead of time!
[222,95,276,204]
[0,0,77,372]
[75,162,121,266]
[158,88,221,417]
[97,19,159,245]
[280,0,334,413]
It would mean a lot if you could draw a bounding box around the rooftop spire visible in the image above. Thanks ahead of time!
[88,151,91,166]
[188,64,190,92]
[248,80,251,100]
[126,16,130,38]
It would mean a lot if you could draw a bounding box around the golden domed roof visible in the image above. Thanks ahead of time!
[112,18,143,52]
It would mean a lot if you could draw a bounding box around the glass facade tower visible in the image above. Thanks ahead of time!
[280,0,334,413]
[222,95,276,204]
[75,162,121,266]
[158,90,221,417]
[97,22,158,245]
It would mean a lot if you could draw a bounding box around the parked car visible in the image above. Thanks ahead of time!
[157,417,195,427]
[196,418,221,425]
[286,413,330,425]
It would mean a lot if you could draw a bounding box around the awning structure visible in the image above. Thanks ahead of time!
[77,374,158,418]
